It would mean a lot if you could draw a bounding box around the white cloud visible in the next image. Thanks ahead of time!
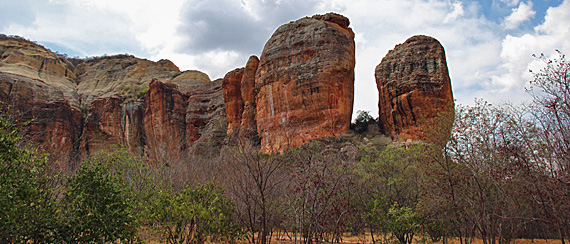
[444,1,465,23]
[2,0,146,57]
[324,0,504,114]
[491,0,570,102]
[504,1,536,30]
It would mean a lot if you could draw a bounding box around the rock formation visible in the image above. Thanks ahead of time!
[0,35,224,167]
[0,36,82,168]
[0,13,455,161]
[255,13,355,153]
[239,56,259,139]
[222,68,244,135]
[375,35,454,140]
[222,55,259,140]
[221,13,355,153]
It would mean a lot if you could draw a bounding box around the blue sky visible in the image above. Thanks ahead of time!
[1,0,569,118]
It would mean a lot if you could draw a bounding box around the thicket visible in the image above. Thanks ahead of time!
[1,52,569,243]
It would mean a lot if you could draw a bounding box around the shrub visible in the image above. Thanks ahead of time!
[0,116,59,243]
[151,182,242,244]
[58,150,156,243]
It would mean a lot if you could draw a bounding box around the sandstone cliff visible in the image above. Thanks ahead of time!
[223,67,244,135]
[0,35,223,166]
[375,35,454,140]
[222,13,356,153]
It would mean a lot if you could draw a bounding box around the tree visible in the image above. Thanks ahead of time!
[58,151,141,243]
[527,51,570,243]
[351,110,376,134]
[0,115,59,243]
[283,141,357,244]
[222,143,288,244]
[151,182,242,244]
[357,143,425,243]
[387,203,423,244]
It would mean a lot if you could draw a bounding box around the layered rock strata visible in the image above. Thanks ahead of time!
[0,35,224,166]
[375,35,454,140]
[222,13,356,153]
[255,13,355,153]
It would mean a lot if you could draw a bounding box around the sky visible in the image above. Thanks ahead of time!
[1,0,569,118]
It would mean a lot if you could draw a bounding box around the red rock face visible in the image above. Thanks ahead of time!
[143,79,189,162]
[1,36,226,167]
[239,56,259,139]
[222,68,244,135]
[0,73,81,169]
[79,96,145,160]
[143,78,225,162]
[375,35,454,140]
[255,13,355,153]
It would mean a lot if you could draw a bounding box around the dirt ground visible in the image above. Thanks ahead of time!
[140,230,565,244]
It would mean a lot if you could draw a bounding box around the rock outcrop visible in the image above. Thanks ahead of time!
[1,37,82,168]
[222,68,244,135]
[222,55,259,140]
[0,35,224,166]
[143,79,190,161]
[375,35,454,140]
[239,56,259,139]
[255,13,355,153]
[221,13,355,153]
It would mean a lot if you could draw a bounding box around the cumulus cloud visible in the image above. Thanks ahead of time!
[2,0,146,57]
[504,1,536,29]
[176,0,321,56]
[491,0,570,101]
[444,1,465,23]
[163,0,327,79]
[0,0,35,30]
[326,0,504,113]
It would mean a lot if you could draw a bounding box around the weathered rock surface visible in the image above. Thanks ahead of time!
[172,70,211,84]
[143,79,189,161]
[0,72,83,169]
[75,55,181,106]
[239,56,259,139]
[375,35,454,140]
[0,35,225,166]
[221,55,259,139]
[0,37,82,167]
[255,13,355,153]
[79,96,145,159]
[0,37,77,105]
[222,68,244,135]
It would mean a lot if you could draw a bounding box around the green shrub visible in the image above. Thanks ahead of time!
[0,116,59,243]
[58,150,157,243]
[151,182,242,244]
